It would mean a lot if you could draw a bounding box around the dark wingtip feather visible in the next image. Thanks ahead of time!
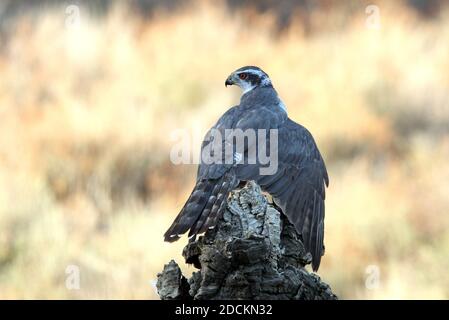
[163,232,180,243]
[164,173,236,244]
[312,256,321,272]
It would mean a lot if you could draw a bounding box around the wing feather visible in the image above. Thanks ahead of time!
[256,119,328,271]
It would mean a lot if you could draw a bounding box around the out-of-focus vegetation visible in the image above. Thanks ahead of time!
[0,0,448,299]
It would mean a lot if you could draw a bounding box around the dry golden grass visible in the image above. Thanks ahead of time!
[0,1,448,299]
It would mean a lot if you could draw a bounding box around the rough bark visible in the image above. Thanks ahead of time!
[157,182,337,300]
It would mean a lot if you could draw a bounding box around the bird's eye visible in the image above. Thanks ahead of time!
[238,73,248,80]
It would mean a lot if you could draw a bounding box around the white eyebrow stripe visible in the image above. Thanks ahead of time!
[238,69,265,77]
[237,69,272,86]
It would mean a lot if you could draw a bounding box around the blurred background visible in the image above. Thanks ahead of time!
[0,0,448,299]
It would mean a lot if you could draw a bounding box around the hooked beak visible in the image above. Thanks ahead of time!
[225,75,234,87]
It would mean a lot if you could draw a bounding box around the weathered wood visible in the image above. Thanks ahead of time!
[157,182,337,300]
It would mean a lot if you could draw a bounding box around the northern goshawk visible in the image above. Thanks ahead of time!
[164,66,329,271]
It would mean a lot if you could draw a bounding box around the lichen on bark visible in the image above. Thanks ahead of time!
[157,182,337,300]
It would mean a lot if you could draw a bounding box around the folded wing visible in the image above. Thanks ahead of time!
[255,119,329,271]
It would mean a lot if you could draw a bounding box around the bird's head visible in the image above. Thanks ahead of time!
[225,66,272,94]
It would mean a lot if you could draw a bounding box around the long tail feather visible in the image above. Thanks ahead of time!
[164,173,237,242]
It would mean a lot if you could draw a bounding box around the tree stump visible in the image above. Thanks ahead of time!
[156,182,337,300]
